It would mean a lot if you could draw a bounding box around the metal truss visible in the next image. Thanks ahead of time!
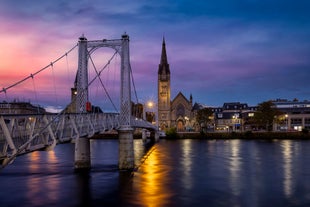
[76,34,132,127]
[0,113,155,168]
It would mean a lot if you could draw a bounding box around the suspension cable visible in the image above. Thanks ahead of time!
[0,44,78,94]
[88,52,118,112]
[129,63,139,103]
[30,74,40,113]
[65,52,71,84]
[50,62,59,105]
[88,50,118,86]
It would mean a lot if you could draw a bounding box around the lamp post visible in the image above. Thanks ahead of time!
[232,115,236,132]
[144,101,158,130]
[232,114,238,132]
[285,114,288,132]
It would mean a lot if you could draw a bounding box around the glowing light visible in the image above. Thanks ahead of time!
[229,140,242,196]
[132,147,173,207]
[281,140,293,197]
[147,101,154,108]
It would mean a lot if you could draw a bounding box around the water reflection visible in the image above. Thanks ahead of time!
[180,139,193,190]
[228,140,242,196]
[28,151,40,172]
[45,151,60,201]
[132,146,173,207]
[26,150,61,206]
[281,140,294,197]
[4,139,310,207]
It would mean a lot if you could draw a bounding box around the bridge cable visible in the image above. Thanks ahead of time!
[88,52,118,112]
[30,74,40,113]
[0,44,78,94]
[129,63,139,104]
[88,50,118,86]
[50,62,59,106]
[65,53,71,86]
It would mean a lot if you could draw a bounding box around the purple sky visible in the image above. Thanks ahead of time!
[1,0,310,112]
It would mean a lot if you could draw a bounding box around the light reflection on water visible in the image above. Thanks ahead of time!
[128,139,310,207]
[2,139,310,207]
[180,139,193,190]
[131,145,174,207]
[281,140,294,197]
[228,139,242,196]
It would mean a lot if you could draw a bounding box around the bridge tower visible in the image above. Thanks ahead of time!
[74,35,91,170]
[74,34,134,170]
[118,34,134,170]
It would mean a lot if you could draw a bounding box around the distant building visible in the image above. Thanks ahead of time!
[272,99,310,131]
[213,102,257,132]
[66,81,103,114]
[0,101,46,114]
[211,99,310,132]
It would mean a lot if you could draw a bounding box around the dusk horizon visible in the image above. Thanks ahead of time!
[1,0,309,112]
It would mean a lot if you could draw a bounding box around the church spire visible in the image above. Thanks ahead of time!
[160,37,168,65]
[158,36,170,75]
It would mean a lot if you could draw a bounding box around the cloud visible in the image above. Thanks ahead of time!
[1,0,310,109]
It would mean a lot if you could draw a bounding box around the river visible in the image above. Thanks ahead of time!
[1,138,310,207]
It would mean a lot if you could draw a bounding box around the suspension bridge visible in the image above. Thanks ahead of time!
[0,33,158,170]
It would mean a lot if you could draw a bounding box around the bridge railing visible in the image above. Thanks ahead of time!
[0,112,155,165]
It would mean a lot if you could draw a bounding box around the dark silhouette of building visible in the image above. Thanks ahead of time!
[0,101,46,114]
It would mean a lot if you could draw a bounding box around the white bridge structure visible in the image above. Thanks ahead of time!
[0,34,158,170]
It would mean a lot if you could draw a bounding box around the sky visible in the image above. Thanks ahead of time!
[0,0,310,112]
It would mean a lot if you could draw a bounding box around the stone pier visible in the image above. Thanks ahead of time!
[118,127,134,170]
[74,137,91,169]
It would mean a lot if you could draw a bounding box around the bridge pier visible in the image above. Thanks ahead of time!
[118,127,134,170]
[155,131,160,142]
[142,129,147,144]
[74,137,91,169]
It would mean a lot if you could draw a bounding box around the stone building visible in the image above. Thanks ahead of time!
[157,38,195,131]
[0,101,46,114]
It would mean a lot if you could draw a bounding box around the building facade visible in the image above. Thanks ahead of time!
[272,99,310,131]
[213,102,257,132]
[157,37,171,130]
[157,38,195,131]
[0,101,46,114]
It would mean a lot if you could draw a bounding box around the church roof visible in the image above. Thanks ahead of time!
[158,37,170,75]
[171,92,190,105]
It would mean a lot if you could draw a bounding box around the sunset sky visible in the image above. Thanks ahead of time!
[1,0,310,112]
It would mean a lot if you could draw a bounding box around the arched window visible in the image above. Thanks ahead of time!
[177,104,185,117]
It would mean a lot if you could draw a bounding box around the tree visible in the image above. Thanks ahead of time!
[254,101,283,131]
[196,107,213,133]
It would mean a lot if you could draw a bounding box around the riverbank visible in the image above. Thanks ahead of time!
[91,131,310,140]
[172,131,310,140]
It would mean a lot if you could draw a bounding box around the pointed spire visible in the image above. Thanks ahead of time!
[160,36,168,65]
[158,36,170,75]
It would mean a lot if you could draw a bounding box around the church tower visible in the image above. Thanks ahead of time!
[158,37,171,130]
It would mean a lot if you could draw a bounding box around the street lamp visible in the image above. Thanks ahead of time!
[147,101,154,108]
[285,114,288,132]
[232,115,235,131]
[232,114,238,131]
[144,101,158,130]
[184,116,189,131]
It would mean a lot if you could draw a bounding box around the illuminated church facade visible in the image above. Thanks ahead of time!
[157,38,198,132]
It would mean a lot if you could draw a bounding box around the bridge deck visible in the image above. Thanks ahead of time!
[0,113,156,167]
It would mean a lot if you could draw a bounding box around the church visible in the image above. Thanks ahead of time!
[157,38,198,132]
